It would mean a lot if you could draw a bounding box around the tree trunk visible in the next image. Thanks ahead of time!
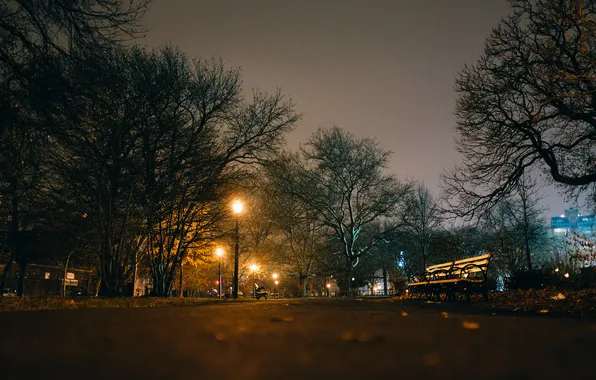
[383,268,388,296]
[344,259,355,296]
[525,238,532,272]
[98,279,120,297]
[179,265,183,298]
[63,256,71,298]
[17,260,26,297]
[302,275,308,298]
[132,250,138,297]
[151,267,174,297]
[298,273,304,298]
[0,251,15,292]
[94,274,102,297]
[2,196,19,294]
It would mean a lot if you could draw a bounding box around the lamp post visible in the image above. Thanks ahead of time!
[215,248,224,298]
[326,283,331,297]
[250,264,259,298]
[232,200,243,299]
[272,273,279,298]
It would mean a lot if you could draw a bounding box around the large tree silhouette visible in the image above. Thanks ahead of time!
[443,0,596,217]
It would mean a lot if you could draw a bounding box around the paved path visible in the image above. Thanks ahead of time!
[1,298,594,379]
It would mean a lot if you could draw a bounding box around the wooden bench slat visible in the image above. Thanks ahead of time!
[408,278,483,286]
[426,254,491,271]
[427,259,490,272]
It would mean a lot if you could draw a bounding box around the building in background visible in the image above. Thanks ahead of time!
[0,263,96,297]
[551,208,595,236]
[551,208,596,270]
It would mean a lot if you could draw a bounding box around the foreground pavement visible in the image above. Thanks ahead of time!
[1,298,594,379]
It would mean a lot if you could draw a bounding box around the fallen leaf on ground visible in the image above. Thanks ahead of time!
[462,321,480,330]
[441,312,449,318]
[215,332,226,341]
[340,331,356,342]
[401,311,408,317]
[270,316,295,323]
[340,331,384,343]
[551,293,566,301]
[423,353,441,366]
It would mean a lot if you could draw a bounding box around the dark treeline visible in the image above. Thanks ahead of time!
[2,0,595,297]
[0,0,298,296]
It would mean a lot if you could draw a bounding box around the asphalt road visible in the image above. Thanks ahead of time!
[1,298,594,380]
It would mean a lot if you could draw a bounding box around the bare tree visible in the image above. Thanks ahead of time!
[49,46,149,296]
[508,175,548,271]
[135,49,298,297]
[442,0,596,217]
[270,127,413,291]
[262,174,328,297]
[480,192,549,277]
[481,201,526,276]
[0,0,148,64]
[401,184,442,273]
[0,0,148,294]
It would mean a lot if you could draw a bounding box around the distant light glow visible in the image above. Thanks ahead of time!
[250,264,259,272]
[564,273,570,278]
[272,273,278,279]
[554,268,559,272]
[326,283,331,288]
[215,247,224,257]
[232,200,243,214]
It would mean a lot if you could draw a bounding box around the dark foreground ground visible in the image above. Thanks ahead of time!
[1,298,594,379]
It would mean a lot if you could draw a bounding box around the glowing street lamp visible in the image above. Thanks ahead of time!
[232,200,243,214]
[326,283,331,297]
[215,248,224,298]
[250,264,259,298]
[232,200,243,299]
[272,273,279,297]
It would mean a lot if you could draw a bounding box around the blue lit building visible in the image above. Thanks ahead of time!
[551,208,595,236]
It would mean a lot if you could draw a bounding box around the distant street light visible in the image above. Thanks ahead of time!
[232,200,243,299]
[273,273,279,297]
[215,248,224,298]
[326,283,331,297]
[250,264,259,298]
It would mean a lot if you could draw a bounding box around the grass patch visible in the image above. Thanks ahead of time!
[400,288,596,318]
[482,289,596,318]
[0,297,255,312]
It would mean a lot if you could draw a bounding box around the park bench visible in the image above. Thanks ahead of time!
[407,253,492,302]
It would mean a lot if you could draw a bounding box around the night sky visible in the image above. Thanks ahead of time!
[143,0,571,215]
